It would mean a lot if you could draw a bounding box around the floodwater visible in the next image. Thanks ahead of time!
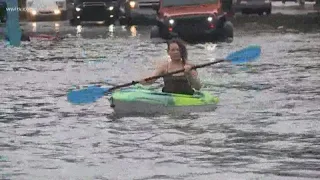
[1,21,320,180]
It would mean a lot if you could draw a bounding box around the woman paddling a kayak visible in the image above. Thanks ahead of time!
[140,39,201,95]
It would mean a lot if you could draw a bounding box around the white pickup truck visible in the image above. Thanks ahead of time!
[26,0,67,21]
[118,0,159,25]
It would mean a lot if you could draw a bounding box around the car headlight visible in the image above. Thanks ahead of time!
[169,19,174,25]
[31,10,37,15]
[54,9,61,14]
[109,6,114,11]
[75,7,81,12]
[129,1,136,9]
[207,17,213,22]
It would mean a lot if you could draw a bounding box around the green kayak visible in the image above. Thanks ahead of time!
[109,85,219,116]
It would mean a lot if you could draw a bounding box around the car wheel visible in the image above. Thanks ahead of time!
[119,18,126,25]
[150,25,160,38]
[119,17,132,26]
[266,9,271,15]
[104,19,115,26]
[222,21,234,43]
[241,10,249,15]
[70,19,80,26]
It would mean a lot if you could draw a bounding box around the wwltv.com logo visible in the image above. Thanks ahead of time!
[6,7,31,12]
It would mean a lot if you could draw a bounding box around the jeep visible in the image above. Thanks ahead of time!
[150,0,234,42]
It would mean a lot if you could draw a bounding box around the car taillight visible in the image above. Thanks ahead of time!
[209,23,215,29]
[168,27,173,32]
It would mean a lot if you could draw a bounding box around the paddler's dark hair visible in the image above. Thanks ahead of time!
[167,38,188,64]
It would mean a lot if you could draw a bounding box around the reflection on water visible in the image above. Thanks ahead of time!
[108,24,114,37]
[54,23,60,32]
[30,22,61,33]
[130,26,137,37]
[96,21,105,25]
[0,24,319,179]
[76,25,82,37]
[108,24,114,32]
[32,22,37,32]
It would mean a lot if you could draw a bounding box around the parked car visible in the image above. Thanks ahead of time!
[117,0,159,25]
[233,0,272,15]
[26,0,68,21]
[150,0,234,42]
[69,0,118,26]
[0,0,6,23]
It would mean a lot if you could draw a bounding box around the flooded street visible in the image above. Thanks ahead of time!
[1,21,320,180]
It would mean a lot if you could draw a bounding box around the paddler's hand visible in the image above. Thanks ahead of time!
[184,64,197,76]
[139,79,147,85]
[139,79,153,85]
[184,64,193,72]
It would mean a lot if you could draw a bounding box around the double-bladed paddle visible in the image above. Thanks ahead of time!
[67,45,261,104]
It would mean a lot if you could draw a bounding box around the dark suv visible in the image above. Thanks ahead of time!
[0,0,6,23]
[70,0,118,26]
[233,0,272,15]
[150,0,234,42]
[116,0,160,25]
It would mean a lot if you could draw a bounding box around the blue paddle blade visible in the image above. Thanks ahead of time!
[67,86,109,104]
[226,45,261,64]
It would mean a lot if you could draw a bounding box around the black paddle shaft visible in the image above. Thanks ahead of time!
[107,59,226,92]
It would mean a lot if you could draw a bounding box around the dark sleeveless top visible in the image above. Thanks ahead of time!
[162,63,194,95]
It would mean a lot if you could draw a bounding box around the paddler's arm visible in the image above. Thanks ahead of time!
[139,63,166,85]
[185,64,201,90]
